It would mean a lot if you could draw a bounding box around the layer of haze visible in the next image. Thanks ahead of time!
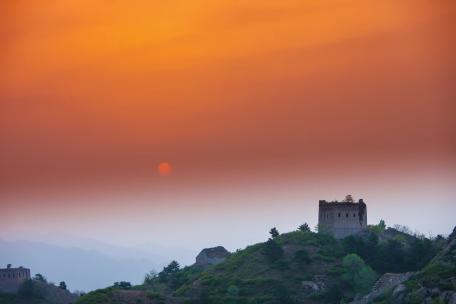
[1,0,455,272]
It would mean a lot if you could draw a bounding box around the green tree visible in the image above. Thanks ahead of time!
[341,254,376,295]
[298,223,311,232]
[144,270,157,285]
[18,279,47,299]
[158,260,181,284]
[316,224,331,235]
[273,284,294,304]
[18,279,34,297]
[59,281,67,290]
[226,285,239,298]
[163,260,180,274]
[369,219,386,234]
[269,227,280,238]
[33,273,47,283]
[262,239,284,262]
[294,249,311,265]
[344,194,354,203]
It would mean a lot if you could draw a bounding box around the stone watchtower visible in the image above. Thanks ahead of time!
[0,264,31,293]
[318,196,367,239]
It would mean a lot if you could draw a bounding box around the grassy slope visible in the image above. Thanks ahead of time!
[77,228,445,304]
[174,231,343,302]
[76,231,347,304]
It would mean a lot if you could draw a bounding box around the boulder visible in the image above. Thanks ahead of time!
[351,272,413,304]
[301,281,319,291]
[195,246,230,268]
[392,284,406,298]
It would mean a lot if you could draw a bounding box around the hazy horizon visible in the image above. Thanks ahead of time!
[1,0,455,293]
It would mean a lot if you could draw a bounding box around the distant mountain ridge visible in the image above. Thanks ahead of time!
[0,239,158,292]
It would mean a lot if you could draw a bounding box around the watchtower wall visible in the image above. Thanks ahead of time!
[0,265,31,293]
[318,199,367,239]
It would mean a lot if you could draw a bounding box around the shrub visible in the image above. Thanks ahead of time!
[293,249,311,265]
[262,239,284,262]
[144,270,157,285]
[269,228,280,238]
[59,281,67,290]
[341,254,377,295]
[33,274,47,283]
[17,279,48,299]
[298,223,311,232]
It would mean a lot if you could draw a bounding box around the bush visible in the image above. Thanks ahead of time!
[369,220,386,234]
[33,274,47,283]
[272,284,294,304]
[144,270,157,285]
[59,281,67,290]
[341,254,377,295]
[293,249,311,265]
[269,228,280,238]
[18,279,35,298]
[262,239,284,262]
[17,279,48,299]
[342,232,437,274]
[298,223,311,232]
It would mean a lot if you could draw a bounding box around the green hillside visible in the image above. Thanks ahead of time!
[76,223,450,304]
[0,279,78,304]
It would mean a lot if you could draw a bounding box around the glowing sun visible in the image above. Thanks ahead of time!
[158,162,173,176]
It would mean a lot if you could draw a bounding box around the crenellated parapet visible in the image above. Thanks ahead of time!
[0,264,31,294]
[318,196,367,239]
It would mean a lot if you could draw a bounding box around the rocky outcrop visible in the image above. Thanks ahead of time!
[391,226,456,304]
[301,275,327,292]
[351,272,413,304]
[355,226,456,304]
[195,246,230,268]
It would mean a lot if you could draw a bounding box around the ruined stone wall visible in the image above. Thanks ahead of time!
[0,267,31,293]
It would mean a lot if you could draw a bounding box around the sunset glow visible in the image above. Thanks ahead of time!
[0,0,455,249]
[158,162,173,177]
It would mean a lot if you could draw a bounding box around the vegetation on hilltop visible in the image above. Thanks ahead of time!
[0,277,78,304]
[76,221,449,304]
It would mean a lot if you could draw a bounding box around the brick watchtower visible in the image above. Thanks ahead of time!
[0,264,31,293]
[318,196,367,239]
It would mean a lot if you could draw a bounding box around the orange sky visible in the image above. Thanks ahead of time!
[1,0,455,246]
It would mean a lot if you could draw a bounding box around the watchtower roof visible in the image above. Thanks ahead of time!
[0,265,30,272]
[319,199,365,206]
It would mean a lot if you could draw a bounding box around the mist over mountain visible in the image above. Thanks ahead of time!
[0,239,196,292]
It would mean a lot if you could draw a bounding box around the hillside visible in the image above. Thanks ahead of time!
[0,280,78,304]
[384,226,456,303]
[0,239,167,291]
[76,223,452,304]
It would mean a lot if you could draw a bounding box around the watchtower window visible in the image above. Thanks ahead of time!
[338,213,341,218]
[346,213,348,218]
[353,213,356,217]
